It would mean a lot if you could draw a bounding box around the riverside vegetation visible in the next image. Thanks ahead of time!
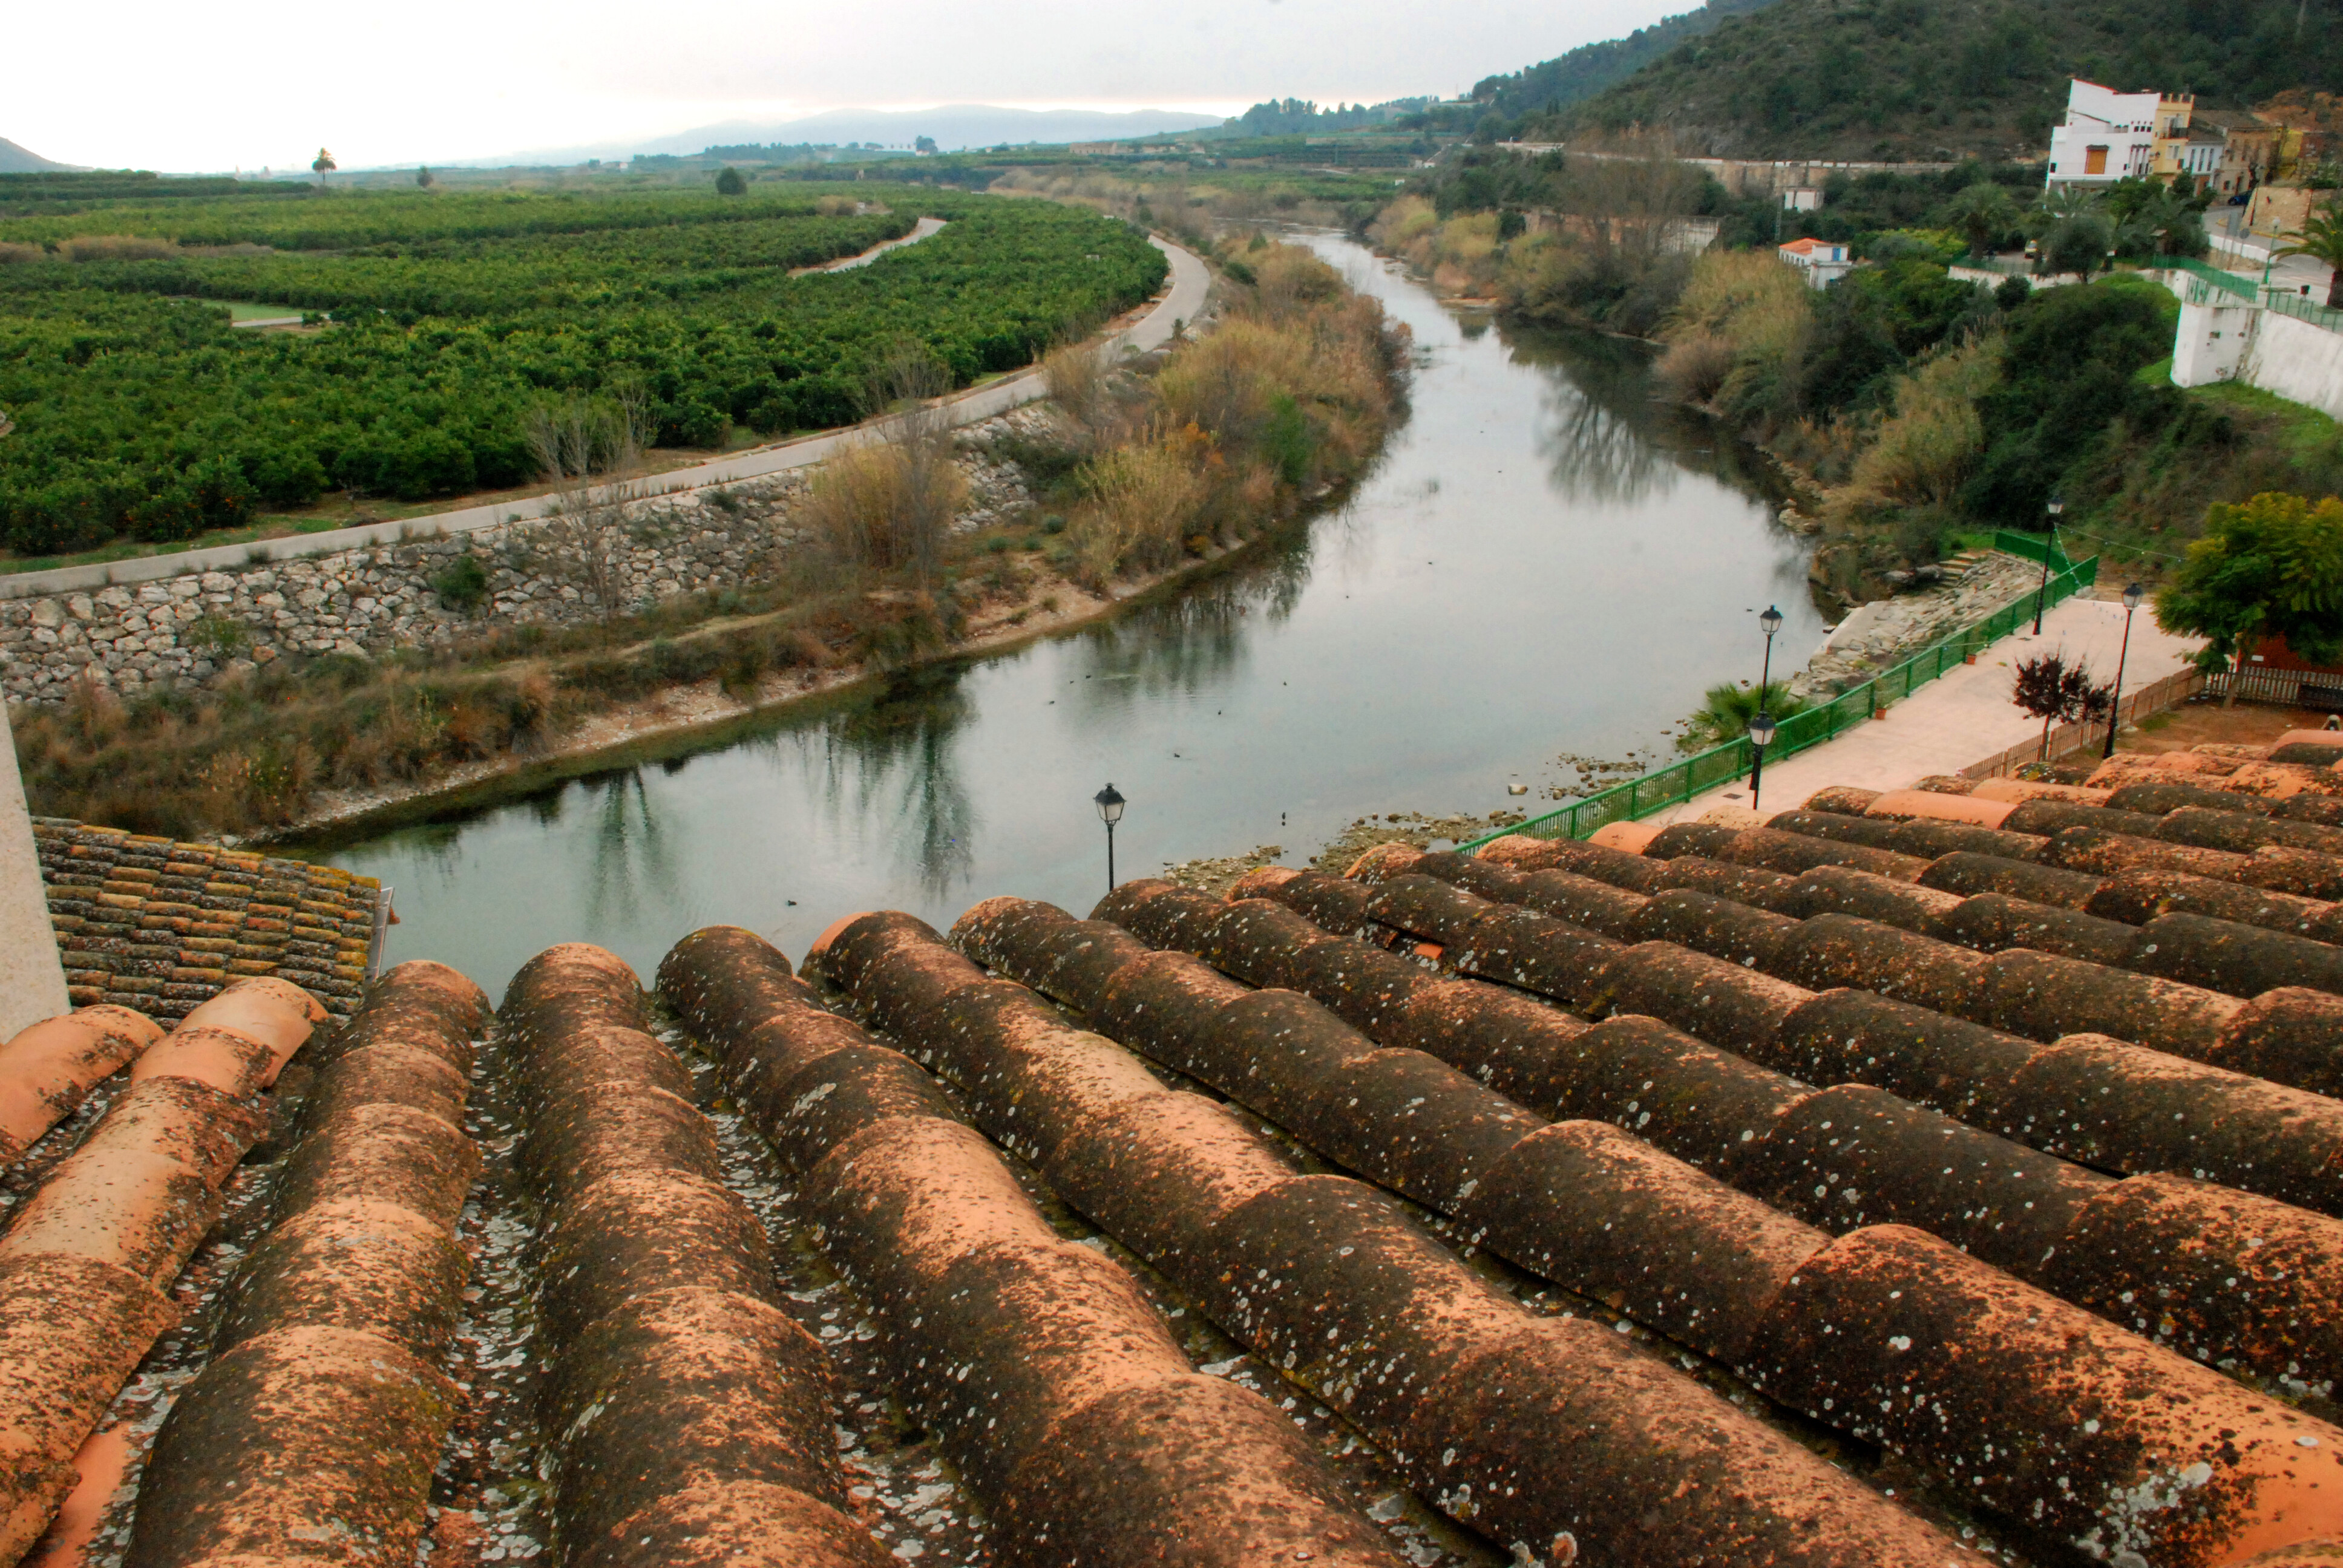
[0,181,1165,557]
[1372,148,2343,608]
[11,238,1409,840]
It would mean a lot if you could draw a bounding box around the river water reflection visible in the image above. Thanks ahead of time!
[307,234,1824,994]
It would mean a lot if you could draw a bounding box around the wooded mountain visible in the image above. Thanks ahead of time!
[1519,0,2343,159]
[1459,0,1784,125]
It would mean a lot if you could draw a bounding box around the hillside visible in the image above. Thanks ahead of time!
[1526,0,2343,160]
[1460,0,1784,125]
[0,138,73,174]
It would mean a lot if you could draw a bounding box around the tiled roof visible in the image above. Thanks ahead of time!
[9,736,2343,1566]
[31,819,381,1020]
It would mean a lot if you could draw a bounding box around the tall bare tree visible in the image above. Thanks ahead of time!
[525,390,653,626]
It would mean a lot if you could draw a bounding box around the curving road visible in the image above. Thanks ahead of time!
[0,233,1212,601]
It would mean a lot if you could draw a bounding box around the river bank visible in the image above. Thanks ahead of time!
[257,518,1311,848]
[14,237,1412,843]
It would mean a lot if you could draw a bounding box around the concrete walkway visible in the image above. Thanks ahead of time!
[1651,593,2203,822]
[0,232,1212,602]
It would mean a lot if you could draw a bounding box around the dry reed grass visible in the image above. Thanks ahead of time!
[801,439,968,578]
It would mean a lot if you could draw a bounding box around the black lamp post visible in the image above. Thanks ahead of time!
[2033,497,2064,635]
[1747,710,1777,815]
[2102,581,2146,759]
[1094,783,1126,891]
[1758,604,1783,702]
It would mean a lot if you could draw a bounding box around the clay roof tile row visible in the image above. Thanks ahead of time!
[0,979,318,1564]
[1049,877,2343,1565]
[781,912,1964,1567]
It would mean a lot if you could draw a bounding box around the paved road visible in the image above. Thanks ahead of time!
[0,233,1212,601]
[1650,592,2201,821]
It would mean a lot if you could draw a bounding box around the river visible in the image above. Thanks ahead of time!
[305,234,1824,995]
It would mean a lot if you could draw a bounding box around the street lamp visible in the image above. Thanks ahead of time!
[1093,783,1126,892]
[1747,711,1777,815]
[1758,604,1784,703]
[2103,582,2146,759]
[2032,496,2064,635]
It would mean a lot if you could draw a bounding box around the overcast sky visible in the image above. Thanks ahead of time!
[15,0,1686,172]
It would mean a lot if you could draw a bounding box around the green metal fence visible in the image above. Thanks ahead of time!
[2166,255,2261,301]
[2261,286,2343,335]
[1458,546,2100,852]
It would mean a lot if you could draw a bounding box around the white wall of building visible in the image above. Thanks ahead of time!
[2171,296,2258,387]
[2047,79,2160,185]
[2242,308,2343,419]
[0,702,68,1037]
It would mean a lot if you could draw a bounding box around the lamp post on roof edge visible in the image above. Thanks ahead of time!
[1748,711,1777,815]
[1094,783,1126,892]
[2103,581,2145,759]
[2033,496,2064,636]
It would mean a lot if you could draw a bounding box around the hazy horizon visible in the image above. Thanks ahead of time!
[15,0,1688,172]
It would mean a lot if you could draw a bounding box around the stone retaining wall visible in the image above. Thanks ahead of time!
[0,410,1044,705]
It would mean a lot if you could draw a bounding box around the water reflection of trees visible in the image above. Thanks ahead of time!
[809,669,978,900]
[1533,374,1680,507]
[1516,328,1786,509]
[1070,535,1316,711]
[580,768,680,929]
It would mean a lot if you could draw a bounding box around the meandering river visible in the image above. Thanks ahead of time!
[305,235,1823,994]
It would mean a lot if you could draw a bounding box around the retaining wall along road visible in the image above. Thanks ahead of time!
[0,411,1044,707]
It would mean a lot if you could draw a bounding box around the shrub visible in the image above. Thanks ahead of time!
[1826,336,2002,526]
[1654,334,1735,404]
[802,437,967,577]
[715,166,749,196]
[1043,341,1110,435]
[1067,425,1211,582]
[430,554,492,612]
[1680,680,1808,750]
[186,614,249,656]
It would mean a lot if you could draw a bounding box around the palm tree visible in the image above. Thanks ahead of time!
[311,148,336,188]
[2278,203,2343,307]
[1682,680,1807,749]
[1943,183,2019,260]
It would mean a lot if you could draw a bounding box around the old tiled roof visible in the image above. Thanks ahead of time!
[8,734,2343,1567]
[31,818,381,1019]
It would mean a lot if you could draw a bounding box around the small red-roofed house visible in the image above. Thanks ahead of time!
[1779,235,1853,288]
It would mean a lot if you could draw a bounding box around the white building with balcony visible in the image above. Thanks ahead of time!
[2046,80,2161,187]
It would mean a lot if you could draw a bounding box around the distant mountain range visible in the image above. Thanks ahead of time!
[0,138,75,174]
[442,105,1229,168]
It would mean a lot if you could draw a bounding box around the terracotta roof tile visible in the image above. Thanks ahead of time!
[32,818,381,1021]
